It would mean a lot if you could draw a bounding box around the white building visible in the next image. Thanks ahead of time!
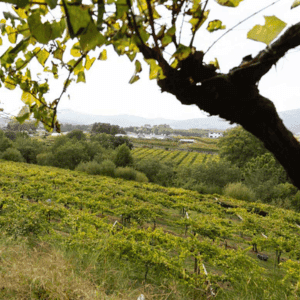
[208,132,223,138]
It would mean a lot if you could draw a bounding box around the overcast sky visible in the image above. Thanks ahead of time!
[0,0,299,120]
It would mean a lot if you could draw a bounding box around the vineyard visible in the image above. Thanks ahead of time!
[1,160,300,299]
[131,137,219,153]
[132,147,219,167]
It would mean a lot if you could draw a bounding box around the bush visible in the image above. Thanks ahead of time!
[135,171,149,183]
[0,134,13,152]
[36,152,55,166]
[135,158,175,186]
[76,160,116,177]
[115,167,137,181]
[223,182,256,202]
[66,130,86,141]
[114,144,133,167]
[52,141,89,170]
[1,148,25,162]
[15,137,44,164]
[4,131,17,141]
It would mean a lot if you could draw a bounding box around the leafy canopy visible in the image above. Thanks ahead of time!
[0,0,298,131]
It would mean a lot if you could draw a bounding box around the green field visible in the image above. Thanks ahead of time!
[132,147,219,167]
[1,160,300,299]
[131,137,219,152]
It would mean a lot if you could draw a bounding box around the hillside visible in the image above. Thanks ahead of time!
[1,160,300,299]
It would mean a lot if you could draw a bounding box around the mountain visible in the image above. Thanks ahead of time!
[57,109,235,130]
[278,108,300,134]
[1,108,300,132]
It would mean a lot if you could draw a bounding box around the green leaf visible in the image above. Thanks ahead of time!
[207,20,226,32]
[4,76,16,90]
[0,0,29,8]
[77,71,86,83]
[21,91,35,105]
[73,60,84,75]
[79,21,105,51]
[62,0,91,39]
[45,0,57,9]
[161,35,172,47]
[28,13,65,44]
[135,60,142,73]
[215,0,243,7]
[129,74,139,84]
[85,55,96,70]
[6,26,17,43]
[16,112,30,124]
[98,49,107,60]
[189,10,210,33]
[144,58,164,80]
[291,0,300,9]
[35,48,50,66]
[53,41,66,60]
[71,42,81,57]
[247,16,287,45]
[97,0,105,29]
[171,44,191,61]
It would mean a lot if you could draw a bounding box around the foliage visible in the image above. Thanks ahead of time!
[91,133,133,150]
[135,158,174,186]
[114,144,133,167]
[66,129,86,141]
[115,166,139,181]
[223,182,256,202]
[1,160,300,298]
[15,137,44,163]
[4,130,17,141]
[243,153,289,187]
[1,147,25,162]
[0,133,13,152]
[51,140,89,170]
[76,159,116,177]
[91,123,125,135]
[7,119,37,133]
[218,126,268,168]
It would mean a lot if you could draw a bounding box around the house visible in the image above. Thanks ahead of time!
[208,132,223,138]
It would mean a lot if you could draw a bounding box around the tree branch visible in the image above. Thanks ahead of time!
[229,22,300,84]
[145,0,159,50]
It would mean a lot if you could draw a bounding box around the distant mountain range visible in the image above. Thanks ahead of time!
[56,109,235,130]
[1,108,300,133]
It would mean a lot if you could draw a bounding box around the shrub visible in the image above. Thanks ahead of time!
[135,158,175,186]
[66,129,86,141]
[0,134,13,152]
[135,171,149,183]
[4,131,17,141]
[36,152,55,166]
[115,167,137,181]
[76,160,116,177]
[98,160,116,177]
[52,141,89,170]
[76,161,103,175]
[223,182,256,202]
[1,148,25,162]
[114,144,133,167]
[15,137,44,164]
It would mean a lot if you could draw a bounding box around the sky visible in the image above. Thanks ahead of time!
[0,0,299,121]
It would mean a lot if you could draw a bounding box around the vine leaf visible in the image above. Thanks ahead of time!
[215,0,243,7]
[171,44,191,61]
[247,16,287,45]
[0,0,29,8]
[291,0,300,9]
[45,0,58,9]
[207,20,226,32]
[28,13,65,44]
